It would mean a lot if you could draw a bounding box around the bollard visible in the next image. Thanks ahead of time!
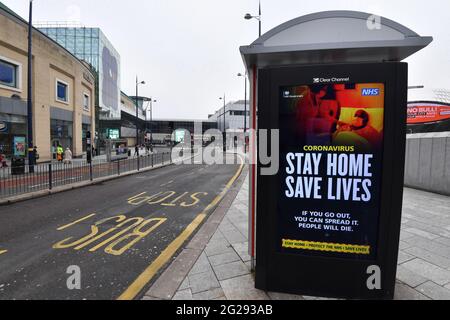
[48,163,52,190]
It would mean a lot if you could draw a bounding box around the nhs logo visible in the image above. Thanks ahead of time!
[362,88,380,96]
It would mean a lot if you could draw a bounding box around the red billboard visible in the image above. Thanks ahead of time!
[407,103,450,124]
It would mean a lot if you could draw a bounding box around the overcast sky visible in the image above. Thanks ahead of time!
[3,0,449,119]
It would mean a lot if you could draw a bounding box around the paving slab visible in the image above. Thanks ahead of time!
[396,265,428,288]
[416,281,450,300]
[394,283,431,300]
[404,246,450,269]
[192,288,225,300]
[213,260,250,281]
[188,270,221,294]
[172,289,193,300]
[189,252,213,276]
[208,251,241,267]
[401,259,450,286]
[220,274,269,300]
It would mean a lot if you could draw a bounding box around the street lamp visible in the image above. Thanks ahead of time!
[244,0,262,37]
[144,98,157,152]
[27,0,35,172]
[135,76,145,147]
[219,95,226,151]
[237,72,248,153]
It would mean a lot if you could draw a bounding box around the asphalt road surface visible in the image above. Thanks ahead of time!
[0,154,242,300]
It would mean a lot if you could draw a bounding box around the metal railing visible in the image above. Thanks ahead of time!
[0,152,172,200]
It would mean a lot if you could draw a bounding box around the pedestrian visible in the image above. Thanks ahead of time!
[63,147,72,164]
[57,144,64,162]
[0,150,7,168]
[33,146,39,162]
[134,145,139,157]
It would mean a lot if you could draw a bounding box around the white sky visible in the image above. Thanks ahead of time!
[3,0,449,119]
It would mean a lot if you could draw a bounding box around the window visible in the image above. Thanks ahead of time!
[56,80,68,103]
[83,93,90,111]
[0,59,18,88]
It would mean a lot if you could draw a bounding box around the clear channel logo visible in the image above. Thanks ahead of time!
[312,77,350,84]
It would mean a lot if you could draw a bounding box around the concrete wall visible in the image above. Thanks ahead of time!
[0,8,95,162]
[404,132,450,196]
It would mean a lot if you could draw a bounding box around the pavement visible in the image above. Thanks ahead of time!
[0,153,241,299]
[148,172,450,301]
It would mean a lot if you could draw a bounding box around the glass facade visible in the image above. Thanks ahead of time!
[39,27,121,119]
[40,27,101,70]
[50,119,73,156]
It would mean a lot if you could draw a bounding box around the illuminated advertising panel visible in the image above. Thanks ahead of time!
[279,83,385,259]
[255,62,408,299]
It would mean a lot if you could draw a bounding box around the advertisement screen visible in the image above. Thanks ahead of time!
[407,103,450,124]
[278,83,385,259]
[99,33,121,120]
[13,136,26,157]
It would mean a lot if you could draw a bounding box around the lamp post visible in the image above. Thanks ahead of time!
[145,98,157,152]
[135,76,145,147]
[27,0,35,172]
[244,0,262,37]
[219,94,226,150]
[237,73,248,153]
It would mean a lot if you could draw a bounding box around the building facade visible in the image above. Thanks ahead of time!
[209,100,249,132]
[0,3,95,162]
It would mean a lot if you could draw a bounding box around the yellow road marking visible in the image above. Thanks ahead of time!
[57,213,96,231]
[128,192,147,201]
[117,154,244,300]
[117,213,206,300]
[0,250,7,255]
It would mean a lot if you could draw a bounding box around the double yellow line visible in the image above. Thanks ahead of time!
[117,155,244,300]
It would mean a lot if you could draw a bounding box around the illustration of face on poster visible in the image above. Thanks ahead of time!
[279,83,385,259]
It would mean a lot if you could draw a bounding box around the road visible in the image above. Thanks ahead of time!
[0,154,242,300]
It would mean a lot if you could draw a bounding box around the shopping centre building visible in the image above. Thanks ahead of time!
[0,3,96,162]
[36,22,121,153]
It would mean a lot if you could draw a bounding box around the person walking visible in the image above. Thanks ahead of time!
[0,150,7,168]
[63,147,72,164]
[57,144,64,162]
[134,145,139,157]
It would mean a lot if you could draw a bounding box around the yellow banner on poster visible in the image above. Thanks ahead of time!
[282,239,370,255]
